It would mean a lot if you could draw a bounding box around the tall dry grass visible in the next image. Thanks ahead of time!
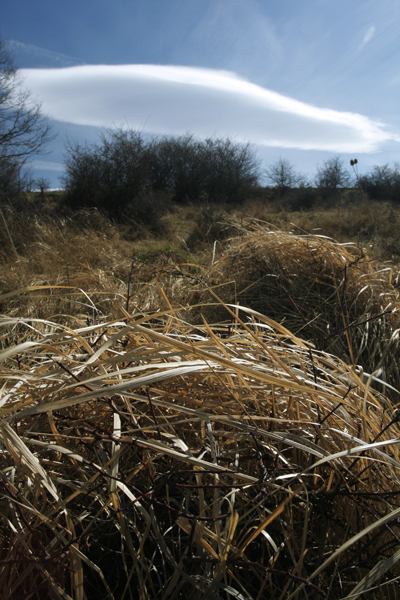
[187,220,400,401]
[1,201,400,598]
[1,283,400,598]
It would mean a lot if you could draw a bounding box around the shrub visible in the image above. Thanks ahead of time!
[149,134,205,202]
[264,157,304,195]
[62,129,261,216]
[63,130,153,217]
[281,183,317,211]
[357,163,400,203]
[200,137,260,204]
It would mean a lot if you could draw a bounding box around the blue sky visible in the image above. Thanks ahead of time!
[1,0,399,187]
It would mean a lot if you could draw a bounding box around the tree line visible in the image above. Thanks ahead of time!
[62,141,400,215]
[265,156,400,207]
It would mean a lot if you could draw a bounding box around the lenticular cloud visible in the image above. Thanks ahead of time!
[21,64,397,153]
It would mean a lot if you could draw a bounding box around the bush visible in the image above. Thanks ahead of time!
[357,163,400,203]
[149,134,205,202]
[63,130,153,217]
[264,157,304,195]
[62,129,261,217]
[200,137,260,204]
[281,183,318,211]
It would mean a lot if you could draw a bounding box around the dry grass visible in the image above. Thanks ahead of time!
[1,286,400,598]
[0,204,154,323]
[231,194,400,262]
[187,220,400,401]
[1,199,400,598]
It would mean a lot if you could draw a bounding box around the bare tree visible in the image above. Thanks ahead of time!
[0,37,53,193]
[264,157,303,194]
[315,156,351,191]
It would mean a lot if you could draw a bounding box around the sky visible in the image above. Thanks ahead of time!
[1,0,400,188]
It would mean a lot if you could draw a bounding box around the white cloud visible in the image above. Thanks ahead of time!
[21,64,398,153]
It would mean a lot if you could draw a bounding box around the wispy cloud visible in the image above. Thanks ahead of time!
[358,26,376,51]
[22,64,398,153]
[364,26,376,44]
[7,40,85,69]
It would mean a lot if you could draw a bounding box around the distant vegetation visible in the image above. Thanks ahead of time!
[61,130,400,217]
[1,32,399,216]
[3,123,400,225]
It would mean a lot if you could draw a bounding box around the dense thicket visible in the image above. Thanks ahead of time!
[62,130,260,218]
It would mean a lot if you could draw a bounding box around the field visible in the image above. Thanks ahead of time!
[1,192,400,599]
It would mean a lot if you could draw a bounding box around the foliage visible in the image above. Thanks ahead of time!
[198,136,260,203]
[315,156,352,200]
[63,130,154,217]
[263,155,400,208]
[280,182,318,210]
[123,188,172,238]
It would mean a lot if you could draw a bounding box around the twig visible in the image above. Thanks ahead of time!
[125,258,135,317]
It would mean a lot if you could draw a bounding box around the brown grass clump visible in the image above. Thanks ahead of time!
[190,220,400,399]
[184,204,241,251]
[1,289,400,599]
[0,200,194,323]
